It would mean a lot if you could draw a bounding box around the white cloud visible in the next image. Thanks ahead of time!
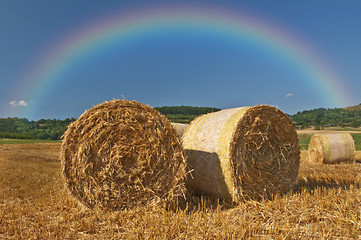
[18,100,28,107]
[285,93,294,98]
[9,100,28,107]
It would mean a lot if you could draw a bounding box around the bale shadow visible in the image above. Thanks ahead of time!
[173,149,361,212]
[175,149,234,212]
[184,150,231,198]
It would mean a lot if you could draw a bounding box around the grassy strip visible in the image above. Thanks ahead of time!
[297,134,312,150]
[328,127,361,132]
[0,138,61,145]
[351,133,361,151]
[1,132,361,151]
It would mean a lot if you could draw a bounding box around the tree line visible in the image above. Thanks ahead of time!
[0,117,75,140]
[0,106,219,140]
[292,104,361,129]
[154,106,220,123]
[1,104,360,140]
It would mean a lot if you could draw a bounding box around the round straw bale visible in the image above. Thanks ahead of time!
[61,100,187,210]
[308,133,355,164]
[182,105,300,201]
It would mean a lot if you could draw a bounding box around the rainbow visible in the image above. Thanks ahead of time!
[11,3,352,118]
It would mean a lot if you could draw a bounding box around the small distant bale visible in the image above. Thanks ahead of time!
[308,133,355,164]
[170,123,189,137]
[61,100,187,210]
[182,105,300,202]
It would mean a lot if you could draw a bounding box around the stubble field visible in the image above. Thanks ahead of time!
[1,142,361,239]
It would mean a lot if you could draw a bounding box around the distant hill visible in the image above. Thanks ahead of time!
[290,103,361,129]
[0,106,219,140]
[156,103,361,126]
[0,117,75,140]
[345,103,361,111]
[156,103,361,127]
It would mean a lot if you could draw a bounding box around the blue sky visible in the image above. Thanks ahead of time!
[0,0,360,120]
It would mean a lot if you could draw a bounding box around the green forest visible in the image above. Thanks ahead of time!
[1,104,361,140]
[0,106,219,140]
[0,118,75,140]
[154,106,220,123]
[292,104,361,129]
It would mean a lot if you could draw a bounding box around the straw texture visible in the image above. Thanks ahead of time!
[61,100,187,210]
[308,133,355,164]
[182,105,300,202]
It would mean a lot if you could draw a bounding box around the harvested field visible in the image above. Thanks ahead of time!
[1,142,361,238]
